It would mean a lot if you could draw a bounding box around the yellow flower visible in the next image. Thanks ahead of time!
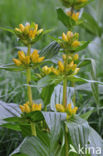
[37,29,43,35]
[72,64,77,71]
[19,105,25,112]
[19,24,25,32]
[24,104,31,113]
[15,28,21,33]
[19,102,42,113]
[38,56,45,63]
[42,66,52,75]
[62,32,68,41]
[66,104,78,115]
[67,11,79,22]
[66,104,72,114]
[56,104,65,112]
[24,56,30,64]
[13,58,22,66]
[24,24,30,34]
[72,107,78,114]
[73,68,80,74]
[32,104,42,111]
[15,23,44,45]
[72,12,79,21]
[29,30,37,40]
[51,67,60,75]
[58,61,64,72]
[67,31,73,41]
[18,51,26,62]
[31,50,39,63]
[62,54,66,60]
[72,40,80,48]
[73,54,79,61]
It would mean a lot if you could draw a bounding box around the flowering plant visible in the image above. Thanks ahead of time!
[0,0,103,156]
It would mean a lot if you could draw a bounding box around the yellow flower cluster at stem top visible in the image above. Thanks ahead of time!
[56,103,78,119]
[62,31,80,49]
[19,101,42,113]
[15,23,43,44]
[13,50,45,66]
[66,11,79,22]
[42,54,79,76]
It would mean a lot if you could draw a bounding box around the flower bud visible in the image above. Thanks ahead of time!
[42,66,51,75]
[62,54,66,60]
[38,56,45,63]
[18,51,25,62]
[56,104,65,112]
[67,31,73,41]
[72,40,80,48]
[62,32,68,41]
[24,56,30,64]
[19,105,25,112]
[58,61,64,72]
[32,104,42,111]
[24,104,31,113]
[19,24,24,32]
[37,29,43,35]
[74,68,80,74]
[73,54,79,61]
[13,58,22,66]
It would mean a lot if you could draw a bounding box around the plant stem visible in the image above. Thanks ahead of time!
[27,67,32,106]
[63,77,67,108]
[26,44,36,136]
[65,126,69,156]
[72,82,76,106]
[63,53,69,156]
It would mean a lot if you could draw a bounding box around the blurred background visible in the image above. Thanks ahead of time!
[0,0,103,155]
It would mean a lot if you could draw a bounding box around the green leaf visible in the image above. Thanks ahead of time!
[25,111,44,122]
[88,127,103,155]
[56,8,76,29]
[81,12,102,37]
[37,75,62,88]
[39,41,60,59]
[40,85,55,107]
[80,109,94,120]
[67,75,103,85]
[0,101,21,125]
[0,27,14,33]
[1,123,21,131]
[65,116,90,153]
[73,41,90,52]
[11,133,64,156]
[0,63,25,71]
[42,111,66,153]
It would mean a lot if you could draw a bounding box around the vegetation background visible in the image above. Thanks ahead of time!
[0,0,103,155]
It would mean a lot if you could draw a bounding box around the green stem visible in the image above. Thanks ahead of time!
[26,67,32,106]
[63,53,69,156]
[72,82,76,106]
[26,44,36,136]
[63,77,67,108]
[31,122,37,136]
[65,126,69,156]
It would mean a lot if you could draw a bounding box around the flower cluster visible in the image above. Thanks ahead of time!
[19,101,42,113]
[13,50,45,66]
[15,23,43,45]
[66,11,79,22]
[56,103,78,119]
[42,54,79,76]
[61,31,80,50]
